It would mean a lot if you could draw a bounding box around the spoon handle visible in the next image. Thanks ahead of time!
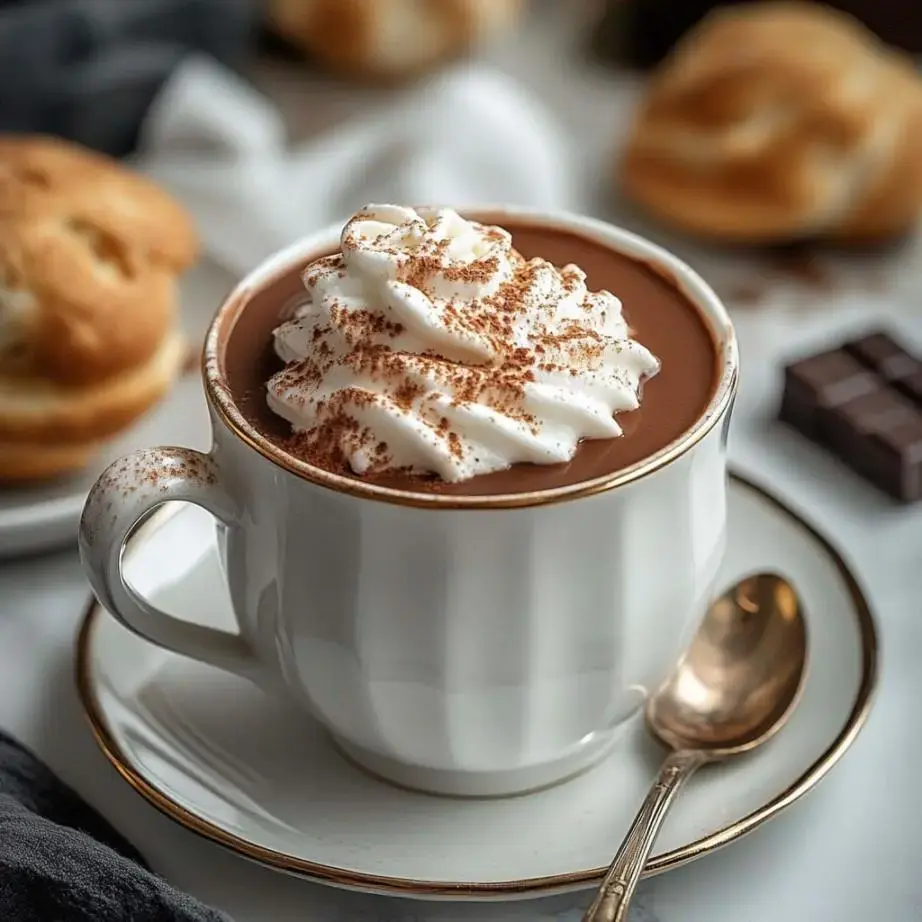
[582,749,706,922]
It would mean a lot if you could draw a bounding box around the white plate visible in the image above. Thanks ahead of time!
[76,474,877,902]
[0,260,235,558]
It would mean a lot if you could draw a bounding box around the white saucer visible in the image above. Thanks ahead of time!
[0,260,235,558]
[77,474,877,902]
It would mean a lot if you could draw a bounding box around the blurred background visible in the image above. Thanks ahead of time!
[4,0,922,525]
[4,0,922,306]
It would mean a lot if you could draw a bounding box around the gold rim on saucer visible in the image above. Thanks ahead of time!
[74,472,878,898]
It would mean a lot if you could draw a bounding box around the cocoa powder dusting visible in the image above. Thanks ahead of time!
[269,215,658,479]
[224,216,720,496]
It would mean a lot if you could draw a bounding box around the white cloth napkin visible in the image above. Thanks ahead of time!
[136,55,577,276]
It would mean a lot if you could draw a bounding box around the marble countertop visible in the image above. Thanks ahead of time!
[2,4,922,920]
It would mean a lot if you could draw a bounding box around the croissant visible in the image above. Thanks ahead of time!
[620,2,922,243]
[266,0,524,79]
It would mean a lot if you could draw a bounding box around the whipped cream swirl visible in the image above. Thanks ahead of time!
[267,205,660,483]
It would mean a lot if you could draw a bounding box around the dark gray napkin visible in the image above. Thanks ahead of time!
[0,0,256,156]
[0,729,230,922]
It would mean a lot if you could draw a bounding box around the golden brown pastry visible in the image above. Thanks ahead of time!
[266,0,524,79]
[0,135,197,482]
[620,2,922,244]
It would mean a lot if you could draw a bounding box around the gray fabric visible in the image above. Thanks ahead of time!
[0,0,256,156]
[0,729,231,921]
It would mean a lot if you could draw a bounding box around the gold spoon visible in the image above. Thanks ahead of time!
[583,572,808,922]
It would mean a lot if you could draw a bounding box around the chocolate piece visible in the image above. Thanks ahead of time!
[845,332,922,382]
[779,331,922,502]
[896,370,922,405]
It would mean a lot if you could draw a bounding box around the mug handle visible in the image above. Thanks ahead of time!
[79,446,261,683]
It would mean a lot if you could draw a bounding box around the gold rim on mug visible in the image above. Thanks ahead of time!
[74,473,879,899]
[201,207,740,510]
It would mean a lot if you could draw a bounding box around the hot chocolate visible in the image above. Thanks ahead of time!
[222,210,720,496]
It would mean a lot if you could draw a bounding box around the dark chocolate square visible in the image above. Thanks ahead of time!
[895,370,922,406]
[824,389,915,439]
[778,330,922,503]
[845,332,921,382]
[779,350,879,439]
[822,390,922,501]
[872,418,922,502]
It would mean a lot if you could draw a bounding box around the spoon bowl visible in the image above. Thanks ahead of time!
[649,572,808,756]
[583,572,808,922]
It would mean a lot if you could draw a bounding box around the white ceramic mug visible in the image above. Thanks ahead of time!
[79,208,738,797]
